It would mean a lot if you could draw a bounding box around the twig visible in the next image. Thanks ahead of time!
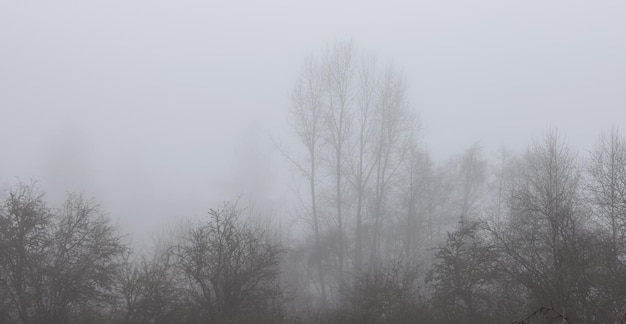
[512,305,571,324]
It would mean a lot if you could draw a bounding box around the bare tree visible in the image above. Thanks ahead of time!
[368,66,414,264]
[427,220,498,323]
[288,41,420,292]
[586,128,626,317]
[491,130,594,322]
[289,55,329,303]
[45,193,127,323]
[322,41,356,283]
[454,144,487,221]
[0,183,127,324]
[0,182,50,324]
[587,128,626,265]
[346,51,379,271]
[398,141,434,265]
[175,201,284,323]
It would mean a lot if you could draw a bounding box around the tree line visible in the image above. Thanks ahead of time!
[2,41,626,323]
[0,188,283,324]
[282,41,626,323]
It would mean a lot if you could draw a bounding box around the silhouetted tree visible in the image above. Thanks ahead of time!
[0,182,50,324]
[0,182,127,324]
[427,220,498,323]
[175,201,284,323]
[44,193,127,323]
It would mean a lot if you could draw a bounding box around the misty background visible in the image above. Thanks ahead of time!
[2,1,625,242]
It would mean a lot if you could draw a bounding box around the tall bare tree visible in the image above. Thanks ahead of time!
[288,42,420,310]
[289,55,329,303]
[587,128,626,265]
[322,41,357,282]
[398,141,434,265]
[492,131,594,322]
[586,128,626,316]
[451,144,487,222]
[368,66,413,263]
[346,52,379,271]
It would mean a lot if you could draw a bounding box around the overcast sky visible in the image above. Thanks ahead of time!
[1,1,625,242]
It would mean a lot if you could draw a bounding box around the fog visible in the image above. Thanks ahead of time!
[2,0,625,242]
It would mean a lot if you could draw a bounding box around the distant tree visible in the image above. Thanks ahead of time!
[347,50,380,271]
[587,129,626,265]
[367,65,414,264]
[322,41,355,282]
[586,128,626,318]
[451,144,487,221]
[492,131,596,322]
[289,54,329,303]
[175,201,284,323]
[426,144,487,245]
[398,143,434,265]
[288,41,418,286]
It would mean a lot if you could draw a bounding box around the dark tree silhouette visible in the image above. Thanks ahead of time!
[175,201,284,323]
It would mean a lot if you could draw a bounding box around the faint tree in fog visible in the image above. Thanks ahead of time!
[485,147,516,221]
[289,41,419,284]
[175,201,284,323]
[586,128,626,316]
[398,141,434,265]
[322,41,355,283]
[453,144,487,221]
[367,65,414,264]
[346,51,379,271]
[492,131,596,322]
[289,55,328,304]
[588,128,626,264]
[427,145,487,244]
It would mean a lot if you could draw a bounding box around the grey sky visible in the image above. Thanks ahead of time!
[1,1,625,241]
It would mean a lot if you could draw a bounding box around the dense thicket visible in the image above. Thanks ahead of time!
[3,43,626,323]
